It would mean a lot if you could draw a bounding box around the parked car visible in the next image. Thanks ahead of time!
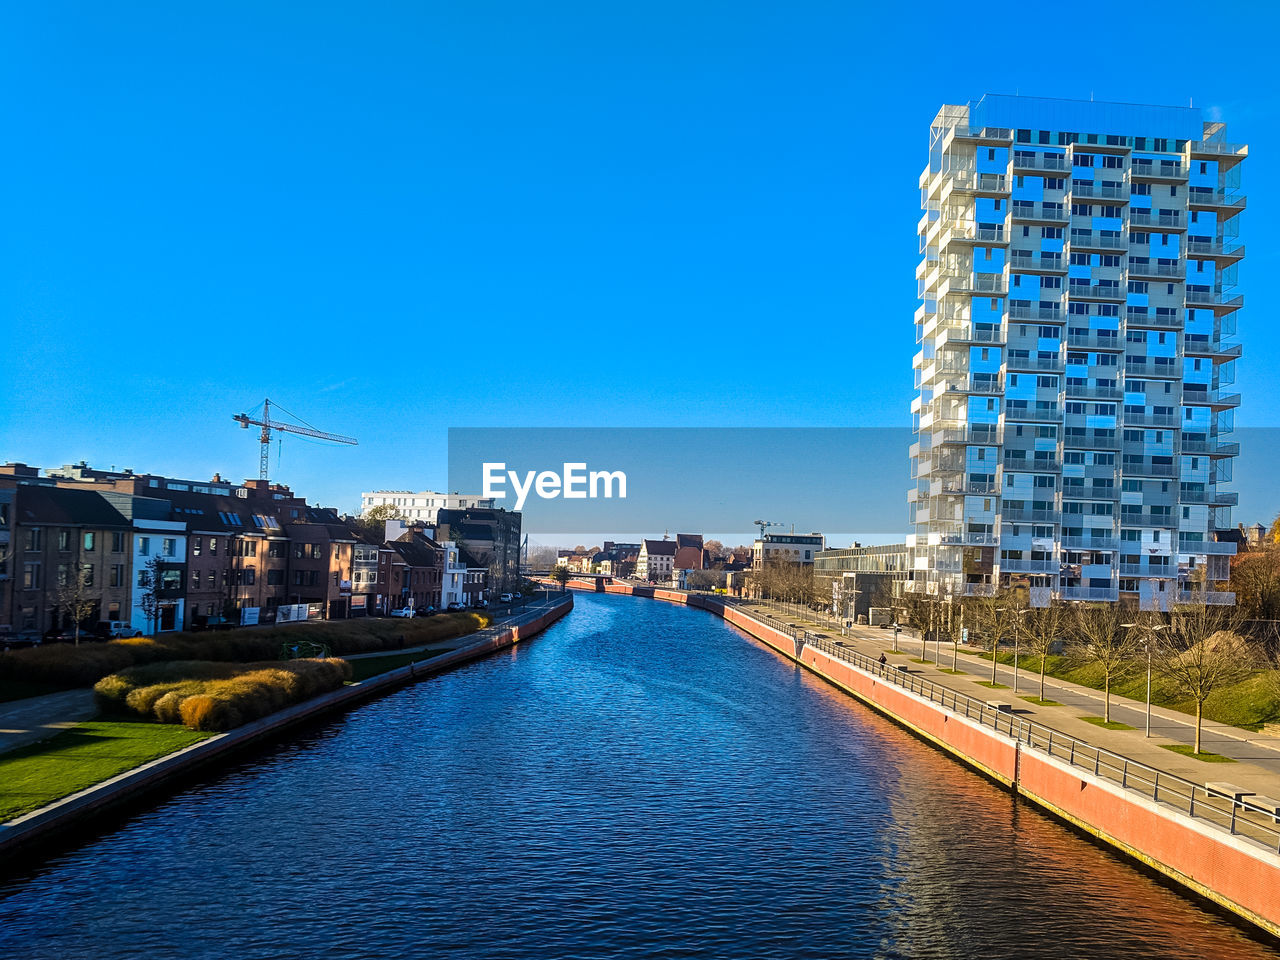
[44,627,91,643]
[415,605,437,617]
[95,620,143,639]
[2,630,42,651]
[191,616,234,633]
[446,602,465,611]
[499,593,514,603]
[471,599,488,609]
[389,607,416,619]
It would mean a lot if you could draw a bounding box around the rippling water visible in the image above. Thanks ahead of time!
[2,594,1277,959]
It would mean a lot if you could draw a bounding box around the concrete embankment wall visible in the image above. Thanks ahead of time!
[0,596,574,861]
[595,583,1280,939]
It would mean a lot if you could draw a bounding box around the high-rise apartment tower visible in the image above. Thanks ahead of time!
[909,95,1244,608]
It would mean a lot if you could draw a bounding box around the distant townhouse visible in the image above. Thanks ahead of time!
[440,540,467,608]
[386,536,443,612]
[351,540,387,616]
[131,515,188,634]
[637,539,677,582]
[3,486,137,637]
[434,507,522,589]
[673,533,705,573]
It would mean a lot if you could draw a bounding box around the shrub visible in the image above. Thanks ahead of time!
[93,658,355,732]
[3,612,488,689]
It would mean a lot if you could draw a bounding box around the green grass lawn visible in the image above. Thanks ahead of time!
[0,719,210,822]
[1080,716,1135,731]
[939,668,967,675]
[347,648,448,683]
[1021,696,1062,707]
[976,681,1010,689]
[1161,743,1237,763]
[910,658,932,664]
[980,651,1280,731]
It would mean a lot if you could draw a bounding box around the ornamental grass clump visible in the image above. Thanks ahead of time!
[2,611,489,689]
[93,658,352,732]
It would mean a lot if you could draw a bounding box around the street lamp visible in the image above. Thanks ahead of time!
[1122,620,1168,737]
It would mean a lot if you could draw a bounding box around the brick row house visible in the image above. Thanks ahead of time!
[0,465,391,637]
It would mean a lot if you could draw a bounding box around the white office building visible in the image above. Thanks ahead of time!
[360,490,493,525]
[909,95,1242,608]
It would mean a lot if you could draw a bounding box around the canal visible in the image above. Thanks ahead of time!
[2,592,1277,959]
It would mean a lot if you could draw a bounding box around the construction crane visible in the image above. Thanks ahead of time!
[754,520,784,540]
[233,398,358,482]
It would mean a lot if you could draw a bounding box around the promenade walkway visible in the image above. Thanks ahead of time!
[736,597,1280,805]
[0,690,98,755]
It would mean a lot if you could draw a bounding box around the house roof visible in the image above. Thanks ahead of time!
[14,486,131,527]
[389,538,441,568]
[642,539,678,556]
[162,490,292,535]
[675,533,703,551]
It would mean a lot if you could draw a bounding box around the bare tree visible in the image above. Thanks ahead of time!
[1155,604,1254,754]
[972,591,1026,685]
[138,555,166,637]
[54,562,97,646]
[1071,602,1140,722]
[1022,603,1065,702]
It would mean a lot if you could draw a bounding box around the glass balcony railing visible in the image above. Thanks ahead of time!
[1129,210,1184,229]
[1067,229,1126,251]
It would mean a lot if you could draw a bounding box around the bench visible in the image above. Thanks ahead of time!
[896,664,909,673]
[1245,794,1280,824]
[1205,781,1255,808]
[986,701,1012,714]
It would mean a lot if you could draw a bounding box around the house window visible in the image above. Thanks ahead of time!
[83,532,96,551]
[112,531,125,552]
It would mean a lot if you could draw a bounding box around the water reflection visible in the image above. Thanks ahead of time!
[0,594,1275,959]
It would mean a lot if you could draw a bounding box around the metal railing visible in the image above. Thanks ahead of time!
[718,600,1280,853]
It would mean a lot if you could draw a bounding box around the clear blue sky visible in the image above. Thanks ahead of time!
[3,1,1278,523]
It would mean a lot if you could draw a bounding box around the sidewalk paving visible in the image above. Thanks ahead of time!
[0,690,98,755]
[740,599,1280,805]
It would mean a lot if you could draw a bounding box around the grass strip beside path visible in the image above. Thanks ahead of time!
[1080,716,1136,731]
[0,719,210,822]
[1160,744,1237,763]
[347,649,450,683]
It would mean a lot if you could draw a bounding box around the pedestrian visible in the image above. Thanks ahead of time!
[878,653,887,670]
